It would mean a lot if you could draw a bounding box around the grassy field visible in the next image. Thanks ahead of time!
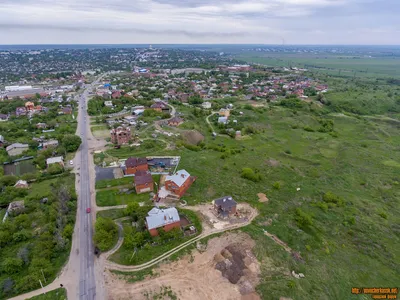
[96,208,126,220]
[236,52,400,79]
[96,188,152,206]
[105,100,400,299]
[27,288,67,300]
[91,125,110,139]
[95,177,134,189]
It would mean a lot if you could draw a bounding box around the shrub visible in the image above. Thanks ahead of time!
[315,201,328,213]
[303,126,315,132]
[378,212,388,219]
[294,208,314,229]
[272,181,281,190]
[323,191,345,206]
[241,168,262,182]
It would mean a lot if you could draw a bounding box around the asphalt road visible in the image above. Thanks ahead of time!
[78,81,99,300]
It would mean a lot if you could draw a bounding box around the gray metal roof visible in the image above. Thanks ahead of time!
[214,196,237,209]
[166,169,190,187]
[146,207,180,230]
[46,156,63,165]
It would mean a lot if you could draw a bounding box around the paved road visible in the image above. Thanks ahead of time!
[78,79,102,300]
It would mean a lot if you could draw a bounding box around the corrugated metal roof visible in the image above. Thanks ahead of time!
[146,207,180,230]
[166,169,190,187]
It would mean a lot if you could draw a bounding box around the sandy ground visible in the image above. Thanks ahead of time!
[257,193,269,203]
[105,232,261,300]
[186,203,258,233]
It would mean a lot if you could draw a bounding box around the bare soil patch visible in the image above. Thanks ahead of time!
[182,130,204,145]
[257,193,269,203]
[105,232,261,300]
[266,159,280,167]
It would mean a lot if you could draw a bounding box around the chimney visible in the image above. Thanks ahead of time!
[181,174,185,178]
[164,215,167,221]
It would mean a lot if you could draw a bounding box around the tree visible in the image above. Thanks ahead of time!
[94,218,118,251]
[1,258,23,274]
[61,135,82,152]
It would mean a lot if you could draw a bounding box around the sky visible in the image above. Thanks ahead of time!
[0,0,399,45]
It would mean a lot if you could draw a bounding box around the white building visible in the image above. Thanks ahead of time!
[202,102,212,109]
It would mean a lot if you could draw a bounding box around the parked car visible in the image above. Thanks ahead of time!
[69,160,73,165]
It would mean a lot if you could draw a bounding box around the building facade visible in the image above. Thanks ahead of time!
[110,126,131,145]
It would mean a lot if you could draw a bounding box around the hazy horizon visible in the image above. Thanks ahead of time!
[0,0,399,45]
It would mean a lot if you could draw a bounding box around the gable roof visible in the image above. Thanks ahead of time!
[46,156,63,165]
[126,157,147,168]
[6,143,29,151]
[214,196,237,209]
[165,169,190,187]
[146,207,180,230]
[134,171,153,185]
[168,116,183,124]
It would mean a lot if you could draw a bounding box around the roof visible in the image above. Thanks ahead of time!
[43,140,59,146]
[14,180,28,186]
[6,143,29,151]
[146,207,180,230]
[46,156,63,165]
[168,117,183,124]
[166,169,190,187]
[214,196,237,209]
[218,117,228,123]
[151,102,167,108]
[126,157,147,168]
[134,171,153,185]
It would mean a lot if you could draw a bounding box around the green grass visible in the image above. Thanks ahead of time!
[96,177,134,189]
[109,208,202,265]
[27,288,67,300]
[111,268,156,283]
[96,208,126,220]
[96,188,151,206]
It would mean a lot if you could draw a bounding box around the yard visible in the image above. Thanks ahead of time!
[96,188,152,206]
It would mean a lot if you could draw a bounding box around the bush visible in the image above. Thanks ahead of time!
[272,181,281,190]
[294,208,314,229]
[61,135,82,152]
[94,217,118,251]
[323,191,345,206]
[48,163,64,175]
[303,126,315,132]
[241,168,262,182]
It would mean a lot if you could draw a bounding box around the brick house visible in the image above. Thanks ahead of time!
[125,157,148,175]
[167,117,184,127]
[165,169,196,198]
[112,91,122,99]
[14,180,29,189]
[62,107,72,114]
[110,126,131,145]
[150,102,169,113]
[145,207,181,237]
[134,170,154,194]
[213,196,237,218]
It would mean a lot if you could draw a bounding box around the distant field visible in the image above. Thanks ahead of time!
[236,52,400,78]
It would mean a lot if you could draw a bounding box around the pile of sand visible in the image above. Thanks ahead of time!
[182,130,204,145]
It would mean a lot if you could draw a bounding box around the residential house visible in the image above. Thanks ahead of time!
[0,114,9,121]
[167,117,184,127]
[165,169,196,198]
[214,196,237,218]
[25,101,35,111]
[36,123,47,129]
[42,140,59,149]
[125,157,148,175]
[218,116,228,124]
[202,102,212,109]
[16,107,27,117]
[46,156,64,168]
[104,101,113,108]
[112,91,122,99]
[150,102,169,113]
[14,180,29,189]
[61,107,72,114]
[134,170,154,194]
[218,108,230,118]
[6,143,29,156]
[145,207,181,237]
[110,126,131,145]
